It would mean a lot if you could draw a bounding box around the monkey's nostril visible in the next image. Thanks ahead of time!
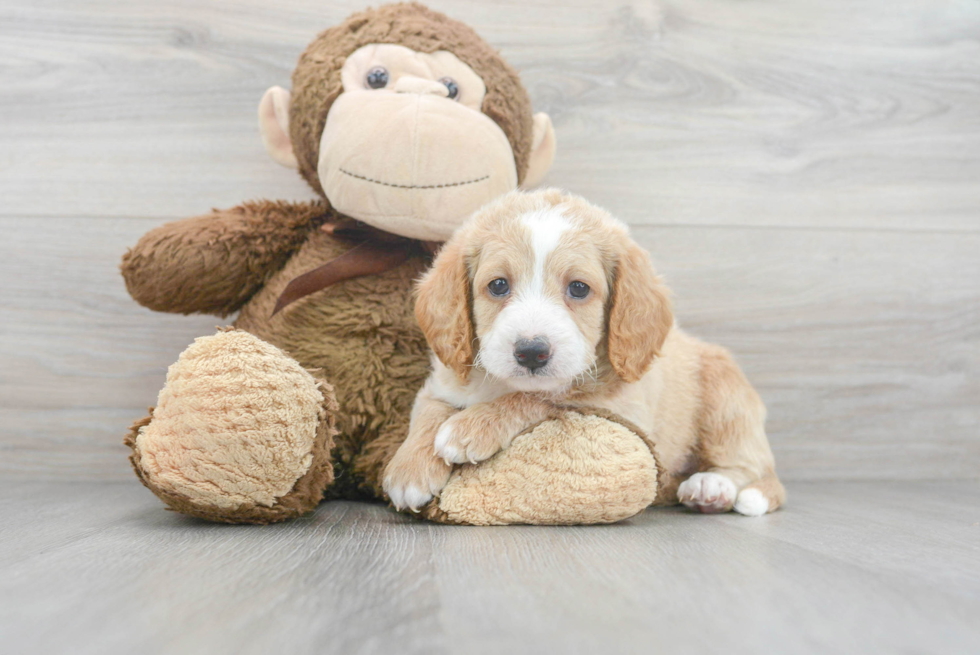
[514,337,551,371]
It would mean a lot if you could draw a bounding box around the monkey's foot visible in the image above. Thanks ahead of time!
[126,330,338,524]
[420,410,659,525]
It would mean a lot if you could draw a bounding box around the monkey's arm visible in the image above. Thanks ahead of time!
[120,200,330,316]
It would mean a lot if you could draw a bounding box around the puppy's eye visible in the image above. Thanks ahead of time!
[366,67,389,89]
[488,278,510,297]
[568,281,590,299]
[439,77,459,100]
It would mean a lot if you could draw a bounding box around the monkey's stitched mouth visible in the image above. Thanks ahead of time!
[340,168,489,189]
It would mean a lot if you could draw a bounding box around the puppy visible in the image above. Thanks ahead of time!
[383,189,785,516]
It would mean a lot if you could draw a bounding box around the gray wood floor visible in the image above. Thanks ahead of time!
[2,480,978,655]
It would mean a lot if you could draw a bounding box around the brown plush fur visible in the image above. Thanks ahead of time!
[233,225,433,497]
[289,2,534,194]
[121,4,540,522]
[123,204,432,506]
[120,200,331,317]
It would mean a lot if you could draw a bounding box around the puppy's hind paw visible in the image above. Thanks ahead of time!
[677,472,737,514]
[733,488,770,516]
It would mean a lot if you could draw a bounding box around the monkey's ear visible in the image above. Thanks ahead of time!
[520,113,556,189]
[258,86,299,169]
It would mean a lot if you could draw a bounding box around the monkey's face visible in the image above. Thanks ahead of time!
[319,45,519,241]
[260,44,555,242]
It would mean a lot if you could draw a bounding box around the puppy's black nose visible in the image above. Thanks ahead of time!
[514,337,551,370]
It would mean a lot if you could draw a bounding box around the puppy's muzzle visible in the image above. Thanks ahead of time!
[514,337,551,371]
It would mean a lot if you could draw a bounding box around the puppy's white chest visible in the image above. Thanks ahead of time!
[428,356,512,409]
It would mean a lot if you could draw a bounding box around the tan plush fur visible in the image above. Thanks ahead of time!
[425,410,659,526]
[388,189,785,516]
[133,329,329,508]
[318,43,524,241]
[125,330,339,524]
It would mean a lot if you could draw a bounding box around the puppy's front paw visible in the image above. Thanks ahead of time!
[433,411,506,465]
[383,451,451,512]
[677,472,737,514]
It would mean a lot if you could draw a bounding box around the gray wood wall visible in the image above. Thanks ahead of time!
[2,0,977,482]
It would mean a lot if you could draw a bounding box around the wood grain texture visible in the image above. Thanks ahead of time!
[1,0,979,481]
[3,0,980,230]
[1,480,979,654]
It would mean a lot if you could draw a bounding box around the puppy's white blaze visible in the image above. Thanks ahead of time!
[476,208,591,390]
[519,208,572,295]
[734,488,770,516]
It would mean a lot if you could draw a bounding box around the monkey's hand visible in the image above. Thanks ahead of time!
[121,200,329,316]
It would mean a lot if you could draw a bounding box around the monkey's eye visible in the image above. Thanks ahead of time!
[488,278,510,297]
[568,281,590,299]
[439,77,459,100]
[366,67,389,89]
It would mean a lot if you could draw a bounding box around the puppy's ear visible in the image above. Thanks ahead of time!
[608,240,674,383]
[415,237,474,383]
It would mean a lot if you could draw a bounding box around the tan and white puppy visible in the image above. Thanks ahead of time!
[383,189,785,516]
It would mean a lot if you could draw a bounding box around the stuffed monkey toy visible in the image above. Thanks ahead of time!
[122,2,662,525]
